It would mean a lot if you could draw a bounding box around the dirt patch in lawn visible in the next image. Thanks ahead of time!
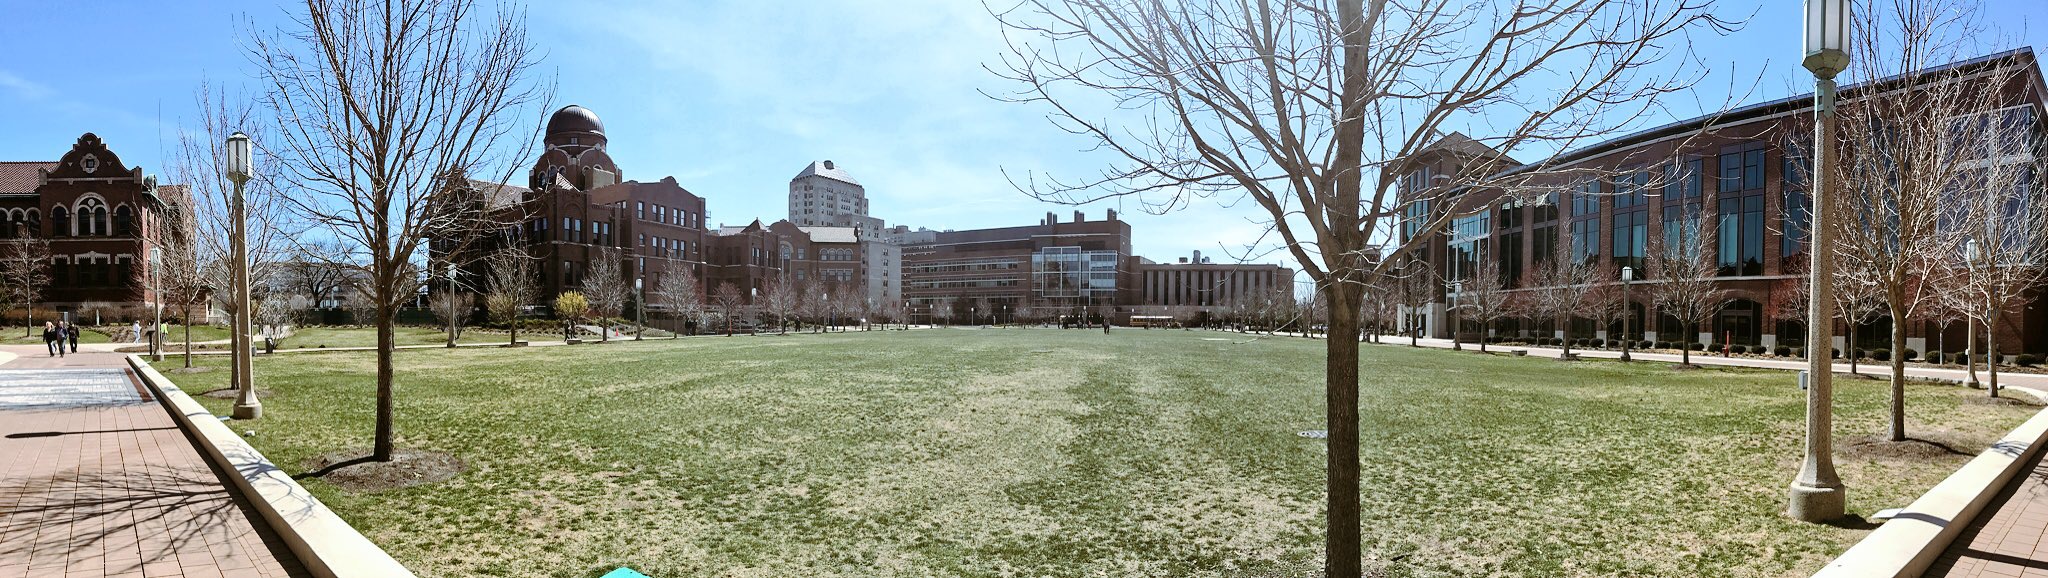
[200,387,271,398]
[1839,433,1979,461]
[1964,394,2043,408]
[300,449,465,492]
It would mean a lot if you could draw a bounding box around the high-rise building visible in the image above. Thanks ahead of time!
[788,160,899,304]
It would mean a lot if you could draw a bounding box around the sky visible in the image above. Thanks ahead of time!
[3,1,2046,279]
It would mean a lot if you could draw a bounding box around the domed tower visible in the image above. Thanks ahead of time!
[530,104,621,192]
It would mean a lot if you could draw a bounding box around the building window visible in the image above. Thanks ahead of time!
[1448,213,1488,282]
[1532,223,1557,264]
[1662,158,1702,200]
[1611,209,1647,274]
[1572,181,1601,216]
[637,202,645,220]
[1614,171,1648,209]
[1569,218,1600,264]
[1662,203,1702,258]
[1496,201,1524,230]
[114,206,134,236]
[1717,195,1764,276]
[1782,151,1812,259]
[51,207,68,238]
[1718,145,1765,193]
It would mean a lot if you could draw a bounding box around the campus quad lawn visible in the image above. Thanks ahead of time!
[152,325,495,350]
[162,329,2036,577]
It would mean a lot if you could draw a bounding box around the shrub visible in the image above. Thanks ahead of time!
[1590,338,1605,348]
[1687,342,1705,351]
[1902,348,1918,362]
[1951,352,1970,365]
[1638,340,1653,349]
[1926,351,1945,364]
[1725,344,1745,355]
[1653,341,1669,349]
[1792,346,1806,358]
[1831,348,1842,359]
[1774,345,1792,357]
[1870,349,1890,362]
[2018,354,2041,367]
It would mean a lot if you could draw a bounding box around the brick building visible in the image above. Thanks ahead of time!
[0,133,185,318]
[900,209,1140,324]
[1394,49,2048,355]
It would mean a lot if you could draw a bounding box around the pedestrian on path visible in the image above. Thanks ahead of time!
[67,323,79,353]
[41,322,59,357]
[131,321,142,343]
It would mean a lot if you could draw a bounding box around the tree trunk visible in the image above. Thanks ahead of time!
[1479,319,1489,353]
[1322,280,1364,578]
[1560,315,1573,359]
[509,314,519,346]
[446,303,457,348]
[373,307,395,462]
[1888,303,1907,441]
[1682,321,1692,366]
[182,305,194,368]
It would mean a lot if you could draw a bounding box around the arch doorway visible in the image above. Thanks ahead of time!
[1714,299,1763,346]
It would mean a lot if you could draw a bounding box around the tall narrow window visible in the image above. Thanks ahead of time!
[1717,195,1765,276]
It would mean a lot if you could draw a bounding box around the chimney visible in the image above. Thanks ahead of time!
[822,160,835,170]
[1192,250,1202,264]
[1046,211,1057,225]
[1107,208,1118,221]
[1074,210,1086,223]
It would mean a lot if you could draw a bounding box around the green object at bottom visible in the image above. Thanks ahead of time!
[600,569,650,578]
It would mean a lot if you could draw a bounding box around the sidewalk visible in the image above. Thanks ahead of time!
[1924,447,2048,577]
[0,345,305,577]
[1364,335,2048,395]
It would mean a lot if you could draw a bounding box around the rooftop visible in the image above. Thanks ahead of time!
[0,162,55,195]
[794,160,860,187]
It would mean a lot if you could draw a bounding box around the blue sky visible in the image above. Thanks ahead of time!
[3,1,2045,276]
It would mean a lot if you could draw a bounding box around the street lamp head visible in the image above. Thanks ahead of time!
[224,132,254,183]
[1966,238,1982,268]
[1802,0,1852,78]
[1621,266,1634,282]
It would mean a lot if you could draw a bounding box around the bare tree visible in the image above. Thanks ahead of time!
[579,248,628,342]
[1827,0,2022,439]
[1395,260,1435,346]
[652,269,701,338]
[154,207,210,367]
[1581,263,1625,348]
[796,278,826,333]
[1956,130,2048,399]
[1526,239,1595,359]
[252,293,307,351]
[765,277,800,334]
[483,247,536,346]
[1648,213,1724,367]
[0,233,49,336]
[283,238,352,310]
[1456,260,1511,353]
[248,0,549,462]
[1832,274,1886,376]
[712,282,744,336]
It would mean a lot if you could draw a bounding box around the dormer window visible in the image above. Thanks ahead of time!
[569,137,579,145]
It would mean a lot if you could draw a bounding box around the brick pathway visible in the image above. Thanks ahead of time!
[0,346,305,578]
[1925,450,2048,577]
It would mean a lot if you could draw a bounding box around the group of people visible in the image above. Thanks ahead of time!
[41,321,79,357]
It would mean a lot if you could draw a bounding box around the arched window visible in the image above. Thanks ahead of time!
[77,198,107,236]
[50,206,68,238]
[779,242,793,262]
[115,206,134,236]
[25,209,39,238]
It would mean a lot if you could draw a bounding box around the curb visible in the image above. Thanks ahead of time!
[127,354,417,578]
[1811,402,2048,577]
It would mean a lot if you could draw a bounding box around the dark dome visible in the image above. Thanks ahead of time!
[546,105,604,137]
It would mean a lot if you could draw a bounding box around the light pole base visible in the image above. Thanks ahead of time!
[1620,351,1632,362]
[1787,482,1846,522]
[232,401,263,420]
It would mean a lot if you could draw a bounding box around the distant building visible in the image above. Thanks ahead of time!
[1137,250,1293,308]
[787,160,899,304]
[0,132,186,318]
[900,209,1140,323]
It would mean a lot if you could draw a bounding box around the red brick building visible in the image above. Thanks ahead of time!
[1394,49,2048,356]
[0,133,185,318]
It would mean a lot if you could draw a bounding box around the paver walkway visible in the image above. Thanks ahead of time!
[0,345,305,578]
[1925,448,2048,577]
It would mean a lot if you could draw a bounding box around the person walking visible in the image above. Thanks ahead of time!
[130,321,142,343]
[66,322,79,353]
[41,322,58,357]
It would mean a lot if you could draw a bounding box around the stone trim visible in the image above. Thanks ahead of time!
[1811,401,2048,577]
[126,354,418,578]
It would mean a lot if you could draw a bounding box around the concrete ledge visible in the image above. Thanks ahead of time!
[127,354,417,578]
[1812,402,2048,577]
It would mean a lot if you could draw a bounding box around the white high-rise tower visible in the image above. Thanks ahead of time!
[789,160,900,303]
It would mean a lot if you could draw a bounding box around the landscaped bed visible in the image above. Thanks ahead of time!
[159,329,2036,577]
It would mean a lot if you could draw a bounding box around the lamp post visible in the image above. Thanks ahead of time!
[1967,239,1988,392]
[225,132,260,420]
[635,277,645,341]
[1620,266,1634,362]
[1448,279,1462,351]
[1788,0,1849,523]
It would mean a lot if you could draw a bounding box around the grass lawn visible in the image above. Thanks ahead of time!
[159,329,2037,578]
[150,325,496,351]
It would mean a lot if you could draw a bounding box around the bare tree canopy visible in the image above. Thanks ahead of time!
[247,0,551,462]
[992,1,1736,571]
[483,246,536,346]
